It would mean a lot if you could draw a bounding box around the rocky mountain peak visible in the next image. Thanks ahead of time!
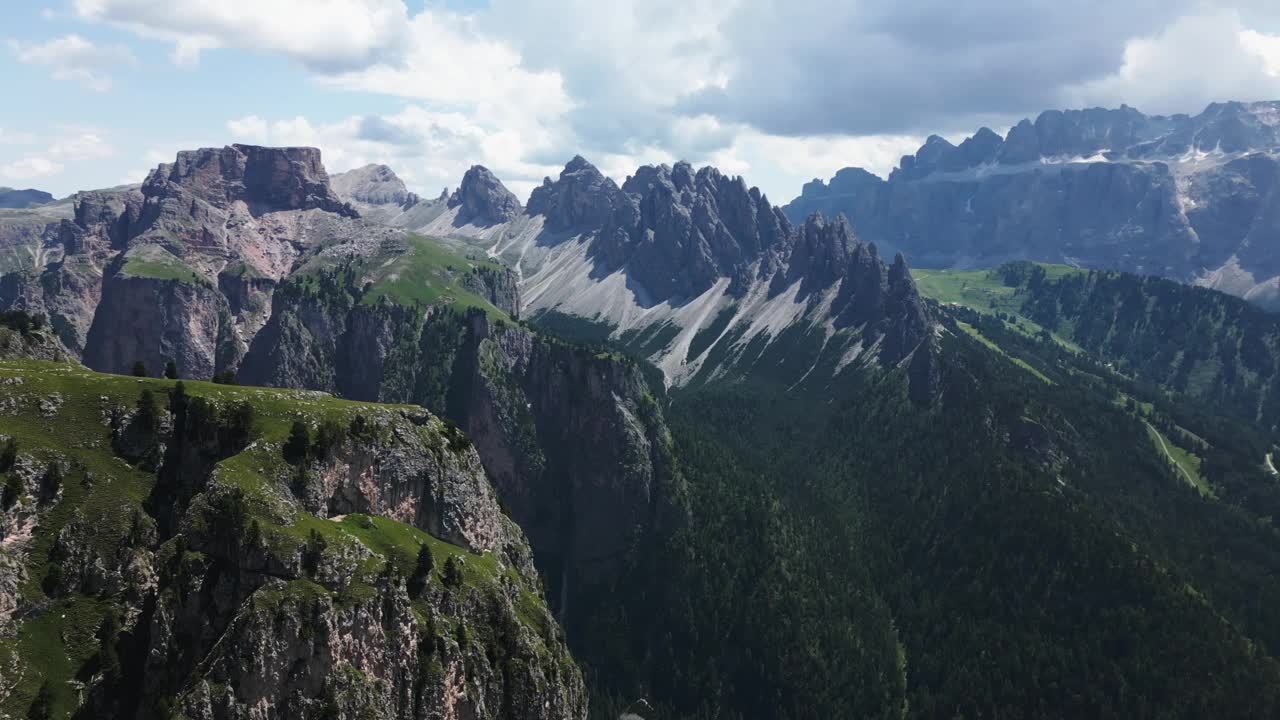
[447,165,521,226]
[527,155,634,233]
[146,144,355,218]
[330,163,420,208]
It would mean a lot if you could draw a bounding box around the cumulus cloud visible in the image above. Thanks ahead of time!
[0,156,63,180]
[1062,10,1280,114]
[54,0,1280,202]
[72,0,411,69]
[9,34,136,91]
[676,0,1202,136]
[225,109,559,200]
[0,128,116,183]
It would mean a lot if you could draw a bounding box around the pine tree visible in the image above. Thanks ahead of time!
[136,389,161,434]
[164,359,179,379]
[443,555,464,589]
[408,544,435,598]
[284,421,310,464]
[131,360,148,377]
[0,437,16,472]
[303,529,327,577]
[28,680,54,720]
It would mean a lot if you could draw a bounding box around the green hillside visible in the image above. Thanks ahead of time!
[0,360,572,718]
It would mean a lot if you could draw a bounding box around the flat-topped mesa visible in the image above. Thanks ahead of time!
[145,144,356,217]
[330,163,420,207]
[447,165,521,226]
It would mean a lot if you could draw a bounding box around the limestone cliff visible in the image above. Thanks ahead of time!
[0,361,586,719]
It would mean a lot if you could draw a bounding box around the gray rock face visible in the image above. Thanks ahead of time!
[617,161,792,299]
[0,187,54,209]
[240,298,683,618]
[0,145,441,377]
[384,155,936,390]
[82,271,238,379]
[784,100,1280,308]
[330,163,420,207]
[448,165,521,226]
[528,155,636,234]
[0,323,73,362]
[149,144,356,218]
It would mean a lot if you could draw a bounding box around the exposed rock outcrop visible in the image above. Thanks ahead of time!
[783,100,1280,309]
[0,362,586,719]
[331,163,421,208]
[449,165,522,226]
[240,297,684,617]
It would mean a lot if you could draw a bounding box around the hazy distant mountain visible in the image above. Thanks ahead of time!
[785,100,1280,309]
[0,186,54,209]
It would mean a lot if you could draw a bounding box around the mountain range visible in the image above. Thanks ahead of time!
[5,115,1280,719]
[786,100,1280,308]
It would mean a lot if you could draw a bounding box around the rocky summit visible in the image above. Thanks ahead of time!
[0,145,514,381]
[448,165,522,226]
[330,163,421,208]
[784,100,1280,309]
[384,156,936,391]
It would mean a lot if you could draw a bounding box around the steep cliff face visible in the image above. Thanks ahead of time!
[241,293,683,618]
[0,145,511,379]
[394,157,936,392]
[784,100,1280,309]
[0,361,585,719]
[449,314,682,617]
[449,166,522,226]
[83,268,239,378]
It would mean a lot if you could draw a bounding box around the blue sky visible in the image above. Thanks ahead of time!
[4,1,1280,201]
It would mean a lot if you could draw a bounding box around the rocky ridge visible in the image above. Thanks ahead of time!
[784,100,1280,308]
[388,157,937,392]
[0,146,515,379]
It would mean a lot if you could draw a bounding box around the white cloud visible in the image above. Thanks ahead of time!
[0,128,39,146]
[49,130,116,161]
[225,107,567,201]
[1061,10,1280,114]
[0,128,116,185]
[57,0,1280,206]
[225,116,270,144]
[1241,29,1280,76]
[73,0,411,70]
[0,156,63,180]
[9,34,136,91]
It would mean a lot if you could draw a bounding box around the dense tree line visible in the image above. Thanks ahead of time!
[575,318,1280,718]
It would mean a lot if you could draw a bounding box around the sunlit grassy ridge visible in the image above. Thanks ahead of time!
[912,263,1086,351]
[0,360,552,717]
[289,233,511,320]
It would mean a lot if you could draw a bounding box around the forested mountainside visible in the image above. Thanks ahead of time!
[784,101,1280,309]
[7,144,1280,719]
[915,260,1280,432]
